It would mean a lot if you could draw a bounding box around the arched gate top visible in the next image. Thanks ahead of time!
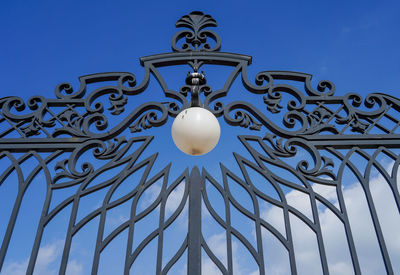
[1,11,400,151]
[0,11,399,275]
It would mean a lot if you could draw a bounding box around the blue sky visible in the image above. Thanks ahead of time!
[1,0,400,274]
[1,0,399,99]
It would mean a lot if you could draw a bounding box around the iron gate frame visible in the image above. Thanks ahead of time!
[0,11,399,275]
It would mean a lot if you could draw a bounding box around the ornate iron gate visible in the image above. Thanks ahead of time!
[0,11,399,275]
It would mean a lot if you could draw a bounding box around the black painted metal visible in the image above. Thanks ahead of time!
[188,167,202,275]
[0,10,399,275]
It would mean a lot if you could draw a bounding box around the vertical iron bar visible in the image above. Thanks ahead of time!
[156,171,169,274]
[0,153,25,271]
[26,173,52,274]
[362,149,394,274]
[326,147,362,274]
[363,185,394,274]
[222,169,234,274]
[0,191,24,270]
[59,196,80,275]
[91,199,107,275]
[336,188,362,275]
[188,166,202,275]
[308,191,330,274]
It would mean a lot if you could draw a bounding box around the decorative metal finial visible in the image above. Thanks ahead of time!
[185,71,206,86]
[171,11,221,52]
[184,70,206,107]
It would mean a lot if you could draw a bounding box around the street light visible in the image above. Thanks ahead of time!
[171,71,221,156]
[171,106,220,156]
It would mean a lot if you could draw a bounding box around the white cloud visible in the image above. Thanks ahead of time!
[138,181,162,212]
[138,178,185,213]
[203,232,258,275]
[65,260,83,275]
[138,179,186,219]
[206,232,228,268]
[259,162,400,275]
[198,161,400,274]
[165,181,185,215]
[104,212,131,232]
[2,240,83,275]
[1,259,27,275]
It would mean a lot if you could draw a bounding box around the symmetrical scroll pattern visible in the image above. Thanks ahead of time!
[171,11,221,52]
[3,66,400,141]
[1,10,400,275]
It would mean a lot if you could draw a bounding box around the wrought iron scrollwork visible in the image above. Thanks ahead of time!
[171,11,221,52]
[1,10,400,275]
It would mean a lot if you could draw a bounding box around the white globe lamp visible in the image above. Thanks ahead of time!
[171,107,221,156]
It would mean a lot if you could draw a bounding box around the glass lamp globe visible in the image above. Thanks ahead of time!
[171,107,221,156]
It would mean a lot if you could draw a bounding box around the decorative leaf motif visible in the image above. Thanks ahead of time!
[20,119,41,137]
[176,11,217,32]
[280,106,339,135]
[336,113,369,134]
[308,156,336,180]
[172,11,221,52]
[263,134,295,157]
[94,137,128,159]
[245,135,336,180]
[303,118,339,135]
[129,109,168,133]
[53,158,92,183]
[263,95,282,113]
[312,107,332,121]
[108,93,127,115]
[59,109,81,126]
[234,110,261,131]
[349,116,369,133]
[51,115,87,138]
[316,156,336,179]
[53,137,130,184]
[130,112,156,133]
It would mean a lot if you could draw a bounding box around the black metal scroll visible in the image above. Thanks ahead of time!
[0,11,399,275]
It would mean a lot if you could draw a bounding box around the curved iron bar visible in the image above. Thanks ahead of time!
[0,10,399,275]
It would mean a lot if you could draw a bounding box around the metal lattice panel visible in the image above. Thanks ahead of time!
[0,11,399,275]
